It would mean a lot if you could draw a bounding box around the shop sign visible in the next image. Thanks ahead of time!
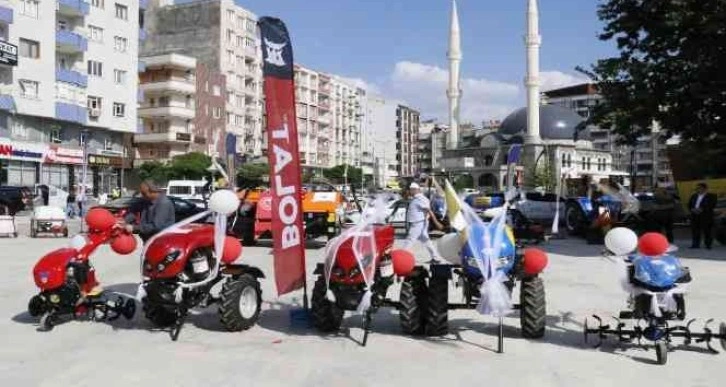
[88,154,122,167]
[0,139,47,162]
[0,41,18,67]
[45,146,84,165]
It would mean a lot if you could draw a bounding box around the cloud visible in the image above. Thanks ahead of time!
[388,61,520,123]
[540,71,590,92]
[343,62,590,123]
[338,76,381,95]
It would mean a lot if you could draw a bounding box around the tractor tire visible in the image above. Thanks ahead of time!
[143,302,177,328]
[655,341,668,365]
[399,276,427,335]
[565,203,585,236]
[219,274,262,331]
[311,276,343,332]
[425,275,449,336]
[520,276,546,339]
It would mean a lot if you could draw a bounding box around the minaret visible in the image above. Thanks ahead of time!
[447,0,462,149]
[524,0,541,144]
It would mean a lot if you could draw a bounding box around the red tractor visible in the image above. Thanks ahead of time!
[28,208,137,331]
[310,223,420,345]
[139,222,264,341]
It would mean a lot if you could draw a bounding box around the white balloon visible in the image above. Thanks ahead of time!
[604,227,638,256]
[437,233,464,265]
[208,189,240,215]
[69,234,87,251]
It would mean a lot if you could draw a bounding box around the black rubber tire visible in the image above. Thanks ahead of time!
[123,298,136,320]
[38,312,55,332]
[142,301,178,328]
[520,276,546,339]
[219,274,262,331]
[28,295,46,317]
[425,275,449,336]
[311,276,344,332]
[399,276,427,335]
[655,341,668,365]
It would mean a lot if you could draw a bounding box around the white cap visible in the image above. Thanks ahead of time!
[409,183,421,190]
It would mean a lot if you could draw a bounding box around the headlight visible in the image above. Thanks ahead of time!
[156,263,166,272]
[327,213,336,222]
[49,294,60,304]
[332,267,345,277]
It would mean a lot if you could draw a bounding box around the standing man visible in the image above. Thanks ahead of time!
[402,182,444,262]
[122,180,176,242]
[688,182,717,249]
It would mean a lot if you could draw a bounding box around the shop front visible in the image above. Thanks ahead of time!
[0,138,46,187]
[88,154,123,197]
[42,146,84,192]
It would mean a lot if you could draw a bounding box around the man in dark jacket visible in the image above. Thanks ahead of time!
[123,180,175,242]
[688,182,717,249]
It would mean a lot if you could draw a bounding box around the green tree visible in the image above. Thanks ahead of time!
[167,152,211,180]
[453,174,474,191]
[236,163,269,187]
[138,161,169,182]
[578,0,726,144]
[323,164,362,186]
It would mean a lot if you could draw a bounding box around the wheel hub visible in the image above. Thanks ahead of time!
[238,287,258,318]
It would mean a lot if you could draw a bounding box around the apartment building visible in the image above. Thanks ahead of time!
[0,0,139,195]
[294,64,364,171]
[396,105,420,177]
[544,83,676,190]
[362,95,398,188]
[142,0,263,157]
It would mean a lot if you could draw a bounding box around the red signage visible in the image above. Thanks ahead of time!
[46,146,84,165]
[259,17,306,296]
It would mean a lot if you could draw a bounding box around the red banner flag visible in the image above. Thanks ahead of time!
[258,17,306,295]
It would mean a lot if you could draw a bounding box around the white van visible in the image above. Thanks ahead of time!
[166,180,208,201]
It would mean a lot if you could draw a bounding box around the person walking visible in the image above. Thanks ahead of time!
[66,188,77,218]
[402,182,444,262]
[121,180,176,242]
[688,182,717,249]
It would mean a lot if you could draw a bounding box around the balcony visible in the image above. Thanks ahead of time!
[55,102,87,125]
[56,30,88,53]
[138,105,195,119]
[134,131,193,144]
[0,5,13,24]
[56,67,87,88]
[140,78,195,95]
[57,0,90,17]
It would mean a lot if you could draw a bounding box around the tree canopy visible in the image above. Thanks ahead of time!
[323,164,362,186]
[137,152,211,182]
[579,0,726,144]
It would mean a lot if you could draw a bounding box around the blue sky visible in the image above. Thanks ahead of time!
[226,0,618,121]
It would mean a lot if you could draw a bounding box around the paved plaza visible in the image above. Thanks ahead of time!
[1,218,725,387]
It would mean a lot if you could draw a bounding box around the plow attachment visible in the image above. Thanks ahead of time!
[584,315,726,364]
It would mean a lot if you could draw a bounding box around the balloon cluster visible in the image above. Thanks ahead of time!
[605,227,671,257]
[82,207,137,255]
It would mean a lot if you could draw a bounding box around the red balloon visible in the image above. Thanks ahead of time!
[391,249,416,277]
[110,233,137,255]
[221,236,243,263]
[638,232,669,256]
[523,248,548,276]
[86,208,116,232]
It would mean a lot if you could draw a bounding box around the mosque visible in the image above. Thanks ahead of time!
[438,0,621,190]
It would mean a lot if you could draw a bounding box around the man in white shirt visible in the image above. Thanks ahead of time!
[402,182,443,262]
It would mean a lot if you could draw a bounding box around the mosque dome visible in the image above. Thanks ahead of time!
[498,105,589,141]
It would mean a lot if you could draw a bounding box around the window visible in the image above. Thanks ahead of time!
[227,50,235,65]
[226,29,234,43]
[113,69,127,85]
[87,60,103,77]
[237,16,245,29]
[246,18,256,32]
[213,107,222,119]
[19,39,40,59]
[92,0,105,9]
[227,10,235,23]
[57,20,68,31]
[104,138,113,151]
[245,37,255,47]
[237,36,244,48]
[87,96,102,110]
[18,79,39,98]
[50,128,62,144]
[213,85,221,96]
[113,103,125,117]
[115,3,128,20]
[88,25,104,42]
[20,0,39,18]
[113,36,128,52]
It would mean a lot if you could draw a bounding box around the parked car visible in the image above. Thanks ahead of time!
[0,186,33,215]
[99,196,206,224]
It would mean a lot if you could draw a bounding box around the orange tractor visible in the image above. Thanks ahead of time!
[230,183,345,245]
